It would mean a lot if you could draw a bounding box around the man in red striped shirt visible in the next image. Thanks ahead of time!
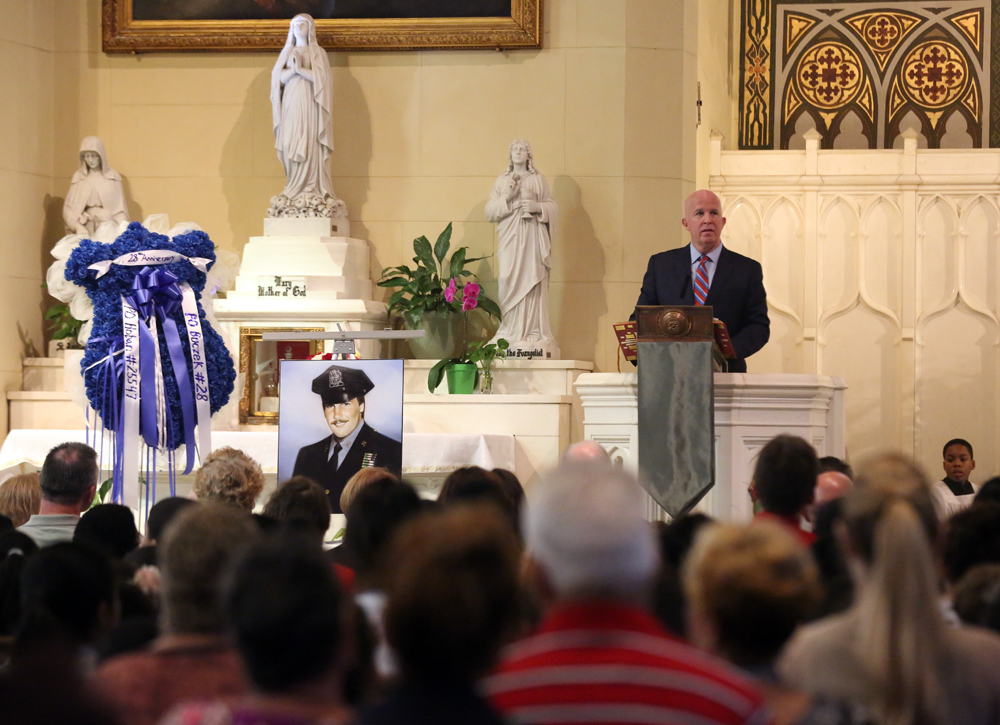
[484,463,772,725]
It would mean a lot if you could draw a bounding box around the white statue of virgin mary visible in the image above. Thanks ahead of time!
[269,14,344,218]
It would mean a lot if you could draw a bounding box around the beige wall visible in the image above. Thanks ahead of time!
[52,0,703,373]
[0,0,55,438]
[696,0,738,189]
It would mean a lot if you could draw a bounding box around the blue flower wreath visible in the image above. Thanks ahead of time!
[65,222,236,450]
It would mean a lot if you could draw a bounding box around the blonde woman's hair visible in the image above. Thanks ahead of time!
[194,447,266,512]
[846,452,948,725]
[0,473,42,528]
[684,521,821,666]
[340,466,397,516]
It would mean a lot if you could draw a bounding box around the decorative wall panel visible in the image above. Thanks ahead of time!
[710,133,1000,478]
[739,0,995,148]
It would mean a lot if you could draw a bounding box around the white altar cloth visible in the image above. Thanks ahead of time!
[0,430,516,480]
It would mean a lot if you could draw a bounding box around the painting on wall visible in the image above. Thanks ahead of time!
[103,0,541,52]
[739,0,996,149]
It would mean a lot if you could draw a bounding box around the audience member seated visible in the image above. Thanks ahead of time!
[818,456,853,480]
[652,513,713,637]
[485,463,770,725]
[560,439,612,465]
[934,438,979,518]
[953,563,1000,633]
[0,532,38,645]
[491,468,525,522]
[124,496,198,571]
[95,505,258,725]
[943,502,1000,588]
[0,473,41,528]
[264,476,333,544]
[14,542,117,668]
[340,467,398,518]
[74,504,139,562]
[164,536,353,725]
[341,479,423,679]
[973,475,1000,506]
[686,521,873,725]
[437,467,519,532]
[809,499,854,618]
[753,435,819,546]
[362,505,520,725]
[780,453,1000,725]
[193,447,266,512]
[17,443,98,548]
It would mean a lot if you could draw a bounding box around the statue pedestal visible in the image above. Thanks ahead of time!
[212,218,388,428]
[505,340,560,361]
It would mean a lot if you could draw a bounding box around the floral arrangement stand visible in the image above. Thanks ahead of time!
[64,221,236,509]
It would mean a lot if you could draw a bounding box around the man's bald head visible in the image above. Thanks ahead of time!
[815,471,852,505]
[682,190,726,254]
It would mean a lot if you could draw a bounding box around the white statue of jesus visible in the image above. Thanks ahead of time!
[485,140,559,359]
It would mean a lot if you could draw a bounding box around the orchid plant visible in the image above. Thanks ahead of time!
[377,223,502,321]
[428,338,510,393]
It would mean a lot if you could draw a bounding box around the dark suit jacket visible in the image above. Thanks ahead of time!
[635,245,770,373]
[292,422,402,513]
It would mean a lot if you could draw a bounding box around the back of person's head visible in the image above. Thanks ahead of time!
[561,440,613,465]
[39,443,98,508]
[0,531,38,636]
[17,542,115,650]
[974,476,1000,506]
[952,564,1000,632]
[943,502,1000,584]
[384,505,521,681]
[194,447,266,511]
[159,504,258,635]
[492,468,525,516]
[525,462,658,599]
[224,535,344,694]
[73,504,138,560]
[263,476,331,542]
[0,473,41,528]
[818,455,853,479]
[658,513,714,573]
[145,496,198,543]
[843,452,948,725]
[438,467,517,525]
[753,435,818,517]
[684,522,820,667]
[342,479,422,585]
[340,467,397,516]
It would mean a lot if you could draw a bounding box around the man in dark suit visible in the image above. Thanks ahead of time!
[635,189,769,373]
[292,365,402,512]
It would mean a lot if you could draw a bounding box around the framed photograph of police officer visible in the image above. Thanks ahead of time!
[277,359,404,512]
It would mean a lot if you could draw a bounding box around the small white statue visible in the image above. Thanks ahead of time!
[268,14,345,219]
[63,137,129,236]
[485,140,559,357]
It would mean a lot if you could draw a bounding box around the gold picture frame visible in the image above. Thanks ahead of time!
[239,326,324,425]
[102,0,542,53]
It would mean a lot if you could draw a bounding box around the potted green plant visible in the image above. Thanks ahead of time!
[45,303,83,353]
[428,338,510,394]
[377,223,501,359]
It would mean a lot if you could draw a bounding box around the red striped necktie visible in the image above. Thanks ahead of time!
[694,254,710,305]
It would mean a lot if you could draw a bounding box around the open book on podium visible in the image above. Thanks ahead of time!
[614,307,735,371]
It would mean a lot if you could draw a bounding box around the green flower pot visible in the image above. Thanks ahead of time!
[446,363,478,394]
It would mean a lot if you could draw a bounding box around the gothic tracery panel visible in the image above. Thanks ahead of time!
[740,0,994,148]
